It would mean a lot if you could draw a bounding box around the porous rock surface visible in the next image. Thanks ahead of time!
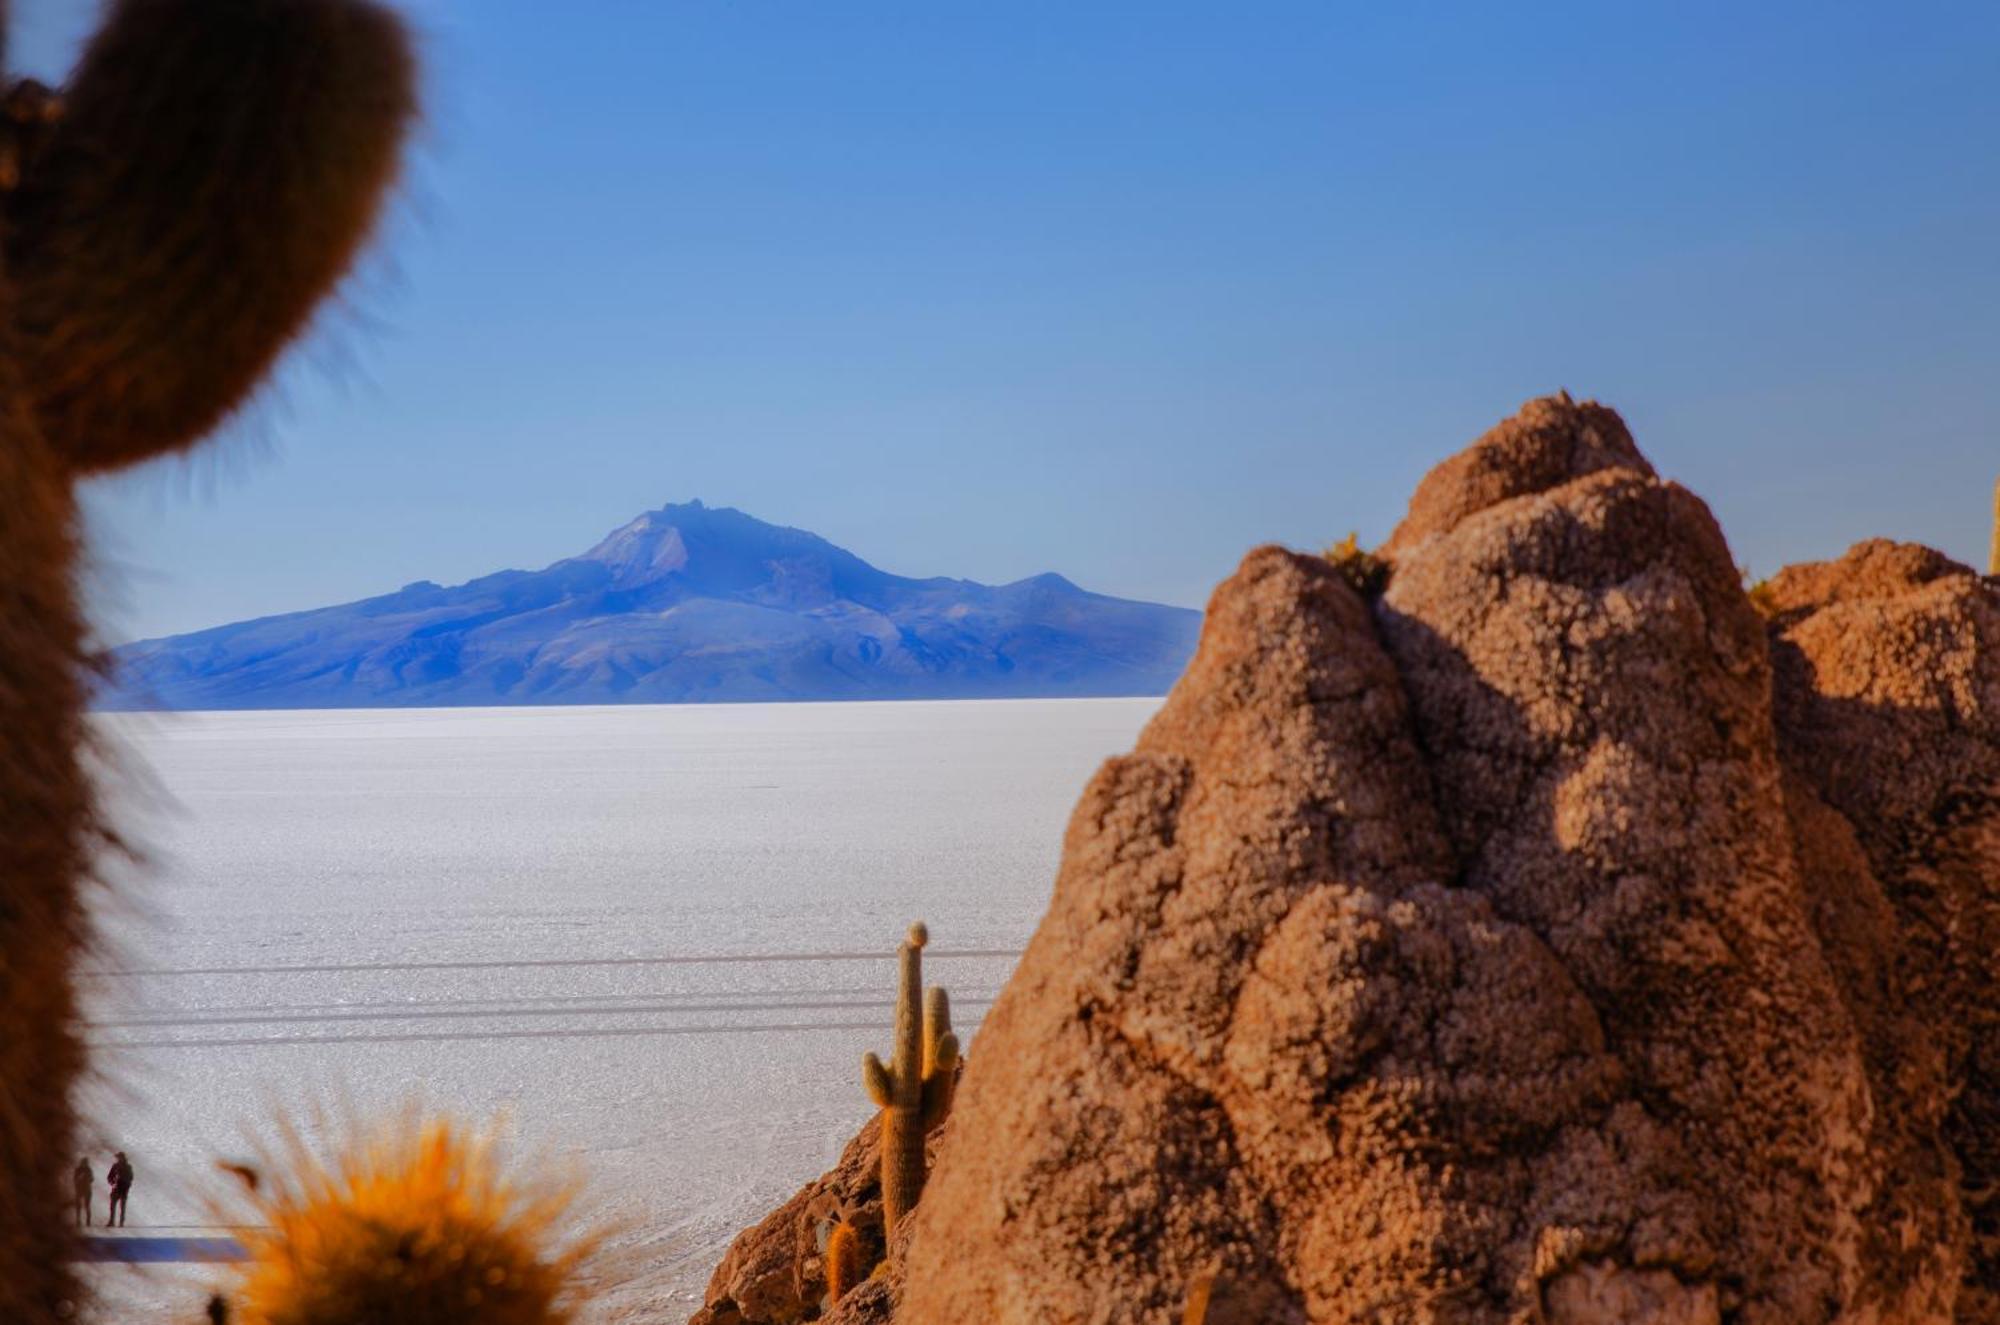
[695,396,1998,1324]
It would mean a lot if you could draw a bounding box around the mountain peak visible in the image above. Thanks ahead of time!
[103,505,1203,710]
[576,510,693,584]
[572,501,857,594]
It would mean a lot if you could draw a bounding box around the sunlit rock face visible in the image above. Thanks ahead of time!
[869,396,1995,1324]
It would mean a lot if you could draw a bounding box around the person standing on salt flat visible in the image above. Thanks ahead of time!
[71,1157,91,1228]
[106,1152,133,1229]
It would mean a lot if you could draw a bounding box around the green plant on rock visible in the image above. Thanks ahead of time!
[862,922,960,1237]
[1740,564,1779,618]
[1325,531,1389,597]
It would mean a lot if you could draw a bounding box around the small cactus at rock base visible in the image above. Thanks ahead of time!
[825,1221,863,1305]
[212,1115,598,1325]
[862,922,961,1238]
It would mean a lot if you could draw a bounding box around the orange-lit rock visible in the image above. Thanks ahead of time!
[698,397,1997,1324]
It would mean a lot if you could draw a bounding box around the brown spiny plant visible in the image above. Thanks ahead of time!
[862,922,959,1237]
[0,4,414,1319]
[213,1116,597,1325]
[824,1220,863,1306]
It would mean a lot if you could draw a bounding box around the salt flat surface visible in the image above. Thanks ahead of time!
[80,699,1157,1321]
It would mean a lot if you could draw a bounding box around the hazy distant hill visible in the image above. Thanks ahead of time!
[100,502,1204,709]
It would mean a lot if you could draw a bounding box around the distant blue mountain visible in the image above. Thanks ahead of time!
[99,502,1204,709]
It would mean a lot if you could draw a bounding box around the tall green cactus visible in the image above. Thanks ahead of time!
[862,922,959,1236]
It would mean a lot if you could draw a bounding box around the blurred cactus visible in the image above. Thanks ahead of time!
[824,1221,863,1305]
[8,0,419,472]
[0,4,413,1320]
[215,1115,597,1325]
[862,921,960,1236]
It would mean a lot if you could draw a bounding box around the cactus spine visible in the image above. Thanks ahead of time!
[862,922,960,1237]
[824,1221,862,1305]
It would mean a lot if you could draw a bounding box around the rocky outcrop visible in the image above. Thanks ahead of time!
[689,1119,883,1325]
[1764,539,2000,1321]
[693,395,1998,1323]
[692,1117,950,1325]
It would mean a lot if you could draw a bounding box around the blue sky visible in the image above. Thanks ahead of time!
[17,1,1998,642]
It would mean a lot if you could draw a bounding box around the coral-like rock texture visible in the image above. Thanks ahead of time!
[728,394,1993,1324]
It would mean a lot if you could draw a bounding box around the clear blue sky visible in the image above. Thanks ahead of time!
[17,1,1998,642]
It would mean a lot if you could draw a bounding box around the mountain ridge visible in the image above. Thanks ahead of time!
[100,502,1203,710]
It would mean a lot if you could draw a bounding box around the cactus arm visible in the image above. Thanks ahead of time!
[921,985,951,1075]
[7,0,417,474]
[862,1053,892,1108]
[920,983,959,1130]
[920,1032,959,1131]
[931,1031,960,1077]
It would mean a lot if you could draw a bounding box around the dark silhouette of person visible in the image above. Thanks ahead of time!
[107,1151,133,1228]
[72,1156,92,1228]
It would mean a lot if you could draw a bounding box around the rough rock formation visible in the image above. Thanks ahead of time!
[695,395,1998,1324]
[0,5,413,1320]
[691,1117,921,1325]
[1764,539,2000,1321]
